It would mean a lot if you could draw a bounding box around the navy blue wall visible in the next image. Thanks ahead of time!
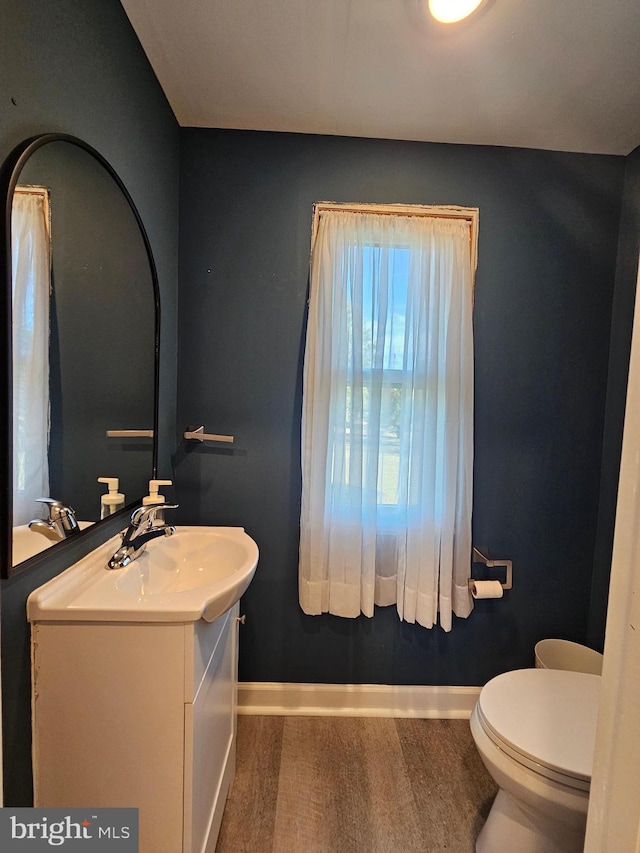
[0,0,180,805]
[176,129,624,687]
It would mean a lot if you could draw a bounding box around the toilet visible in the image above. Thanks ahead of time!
[470,668,600,853]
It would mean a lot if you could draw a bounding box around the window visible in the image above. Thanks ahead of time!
[336,244,410,509]
[299,203,477,631]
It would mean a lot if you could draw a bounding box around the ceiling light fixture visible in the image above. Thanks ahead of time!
[428,0,486,24]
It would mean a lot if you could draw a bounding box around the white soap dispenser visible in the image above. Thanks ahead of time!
[98,477,125,518]
[142,479,173,506]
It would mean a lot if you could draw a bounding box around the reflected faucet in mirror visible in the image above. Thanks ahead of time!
[107,503,178,570]
[28,498,80,543]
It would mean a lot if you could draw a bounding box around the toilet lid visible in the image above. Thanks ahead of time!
[476,668,600,785]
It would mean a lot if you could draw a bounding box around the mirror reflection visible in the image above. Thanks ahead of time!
[9,138,158,569]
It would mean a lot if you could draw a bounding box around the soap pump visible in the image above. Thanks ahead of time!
[142,479,173,506]
[98,477,125,519]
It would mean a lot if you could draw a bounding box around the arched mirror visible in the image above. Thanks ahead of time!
[0,134,159,578]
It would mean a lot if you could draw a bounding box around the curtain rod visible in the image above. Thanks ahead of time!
[13,185,49,196]
[311,201,479,271]
[313,201,477,221]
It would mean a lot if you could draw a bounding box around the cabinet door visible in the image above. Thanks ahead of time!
[184,603,238,853]
[32,622,187,853]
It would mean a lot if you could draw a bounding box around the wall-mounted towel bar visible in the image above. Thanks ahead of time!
[106,429,154,438]
[184,426,234,444]
[469,547,513,590]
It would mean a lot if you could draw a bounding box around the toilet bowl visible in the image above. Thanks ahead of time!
[470,668,600,853]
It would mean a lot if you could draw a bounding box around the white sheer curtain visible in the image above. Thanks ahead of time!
[12,188,51,526]
[299,208,474,631]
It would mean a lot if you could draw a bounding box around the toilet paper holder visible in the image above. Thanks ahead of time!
[469,547,513,590]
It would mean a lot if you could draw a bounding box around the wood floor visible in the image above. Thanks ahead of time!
[216,716,497,853]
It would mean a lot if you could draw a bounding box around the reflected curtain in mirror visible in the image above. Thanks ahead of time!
[12,187,51,526]
[299,204,477,631]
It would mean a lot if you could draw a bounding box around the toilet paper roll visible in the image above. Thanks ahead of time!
[470,580,504,599]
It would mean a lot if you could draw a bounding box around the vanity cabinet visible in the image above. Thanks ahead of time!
[31,602,240,853]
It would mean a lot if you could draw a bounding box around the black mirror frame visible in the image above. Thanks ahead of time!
[0,133,160,579]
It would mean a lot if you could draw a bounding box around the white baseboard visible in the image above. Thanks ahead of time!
[237,682,480,719]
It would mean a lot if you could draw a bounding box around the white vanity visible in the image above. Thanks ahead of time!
[27,526,258,853]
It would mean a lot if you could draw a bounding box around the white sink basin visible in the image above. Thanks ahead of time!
[27,526,259,623]
[13,521,93,564]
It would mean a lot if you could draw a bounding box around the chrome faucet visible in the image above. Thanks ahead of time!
[106,503,178,569]
[29,498,80,542]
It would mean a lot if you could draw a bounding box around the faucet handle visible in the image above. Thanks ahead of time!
[35,498,79,533]
[36,497,72,518]
[130,503,179,529]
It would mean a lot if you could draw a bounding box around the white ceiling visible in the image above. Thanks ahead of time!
[120,0,640,156]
